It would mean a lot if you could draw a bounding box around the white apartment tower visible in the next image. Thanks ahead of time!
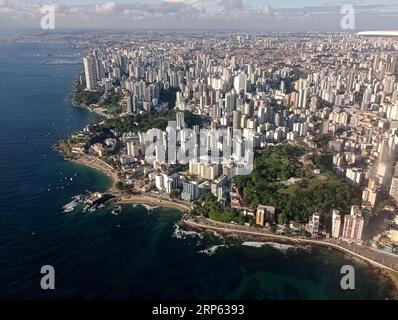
[342,205,365,242]
[84,56,97,91]
[234,73,248,94]
[331,210,342,238]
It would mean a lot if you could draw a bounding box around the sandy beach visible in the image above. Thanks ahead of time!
[71,154,119,191]
[118,195,193,213]
[68,153,193,213]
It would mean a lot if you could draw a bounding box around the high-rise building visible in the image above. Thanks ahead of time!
[331,210,342,238]
[127,141,139,157]
[342,206,365,242]
[234,73,247,93]
[176,112,185,130]
[181,181,199,201]
[389,177,398,202]
[126,95,133,114]
[225,91,236,114]
[233,111,241,130]
[104,79,112,91]
[298,88,308,109]
[309,213,320,235]
[83,56,97,91]
[132,94,138,113]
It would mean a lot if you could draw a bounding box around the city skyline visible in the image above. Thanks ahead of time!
[1,0,398,303]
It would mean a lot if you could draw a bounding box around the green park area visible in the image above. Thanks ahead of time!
[234,144,361,226]
[193,192,245,225]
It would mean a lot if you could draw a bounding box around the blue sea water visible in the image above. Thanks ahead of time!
[0,42,394,300]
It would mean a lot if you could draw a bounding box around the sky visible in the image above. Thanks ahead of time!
[0,0,398,31]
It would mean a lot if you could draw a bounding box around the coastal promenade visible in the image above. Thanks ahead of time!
[182,216,398,274]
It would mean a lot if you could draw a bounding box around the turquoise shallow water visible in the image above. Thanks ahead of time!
[0,42,394,299]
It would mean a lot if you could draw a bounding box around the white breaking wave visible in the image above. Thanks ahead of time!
[242,241,310,253]
[172,223,204,240]
[139,203,159,211]
[141,204,158,211]
[198,245,228,256]
[242,241,267,248]
[264,242,295,252]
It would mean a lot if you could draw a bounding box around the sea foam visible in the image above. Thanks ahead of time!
[198,245,228,256]
[172,223,204,240]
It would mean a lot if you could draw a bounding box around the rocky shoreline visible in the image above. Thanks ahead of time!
[181,218,398,299]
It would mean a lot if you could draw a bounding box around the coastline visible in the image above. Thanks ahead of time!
[70,154,119,191]
[118,195,193,213]
[64,146,398,298]
[68,148,398,296]
[67,153,193,213]
[65,90,193,213]
[71,83,114,120]
[72,101,112,119]
[65,81,398,298]
[181,217,398,298]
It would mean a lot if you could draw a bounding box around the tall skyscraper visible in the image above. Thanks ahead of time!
[234,73,248,93]
[126,95,133,114]
[389,177,398,202]
[132,94,138,113]
[299,88,308,108]
[331,210,342,238]
[83,56,96,91]
[225,91,236,114]
[342,206,365,242]
[176,112,185,130]
[233,111,242,130]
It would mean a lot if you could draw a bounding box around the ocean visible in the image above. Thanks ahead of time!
[0,42,394,300]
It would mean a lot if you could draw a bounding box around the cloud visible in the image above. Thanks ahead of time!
[0,0,13,13]
[262,4,274,16]
[1,1,398,31]
[95,2,117,14]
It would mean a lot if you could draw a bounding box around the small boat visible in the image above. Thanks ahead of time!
[63,199,78,213]
[72,194,83,201]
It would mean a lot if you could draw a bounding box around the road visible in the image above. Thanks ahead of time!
[182,216,398,273]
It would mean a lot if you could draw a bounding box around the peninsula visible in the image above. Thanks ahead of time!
[58,32,398,291]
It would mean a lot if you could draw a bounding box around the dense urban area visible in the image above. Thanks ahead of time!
[56,32,398,269]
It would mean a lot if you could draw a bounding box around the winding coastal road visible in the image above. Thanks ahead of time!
[182,216,398,274]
